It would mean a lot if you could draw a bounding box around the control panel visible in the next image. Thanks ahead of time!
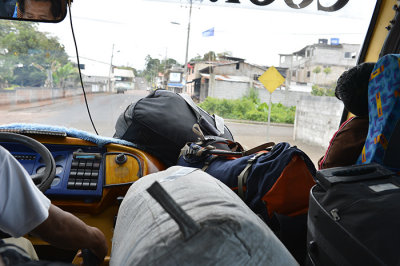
[1,142,105,200]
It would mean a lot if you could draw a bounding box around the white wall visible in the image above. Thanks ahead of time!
[294,95,344,149]
[258,89,310,107]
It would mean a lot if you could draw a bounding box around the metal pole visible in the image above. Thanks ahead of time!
[267,91,272,141]
[164,47,168,89]
[183,0,192,93]
[108,44,115,92]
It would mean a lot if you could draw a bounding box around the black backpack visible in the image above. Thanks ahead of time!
[114,90,234,167]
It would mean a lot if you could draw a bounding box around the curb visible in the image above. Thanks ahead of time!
[224,119,294,127]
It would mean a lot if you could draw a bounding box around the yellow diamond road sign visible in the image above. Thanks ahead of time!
[258,66,285,93]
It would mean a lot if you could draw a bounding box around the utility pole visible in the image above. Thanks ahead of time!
[108,43,115,92]
[183,0,192,94]
[164,48,168,89]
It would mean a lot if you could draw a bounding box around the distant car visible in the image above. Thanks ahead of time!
[116,87,126,94]
[116,82,133,94]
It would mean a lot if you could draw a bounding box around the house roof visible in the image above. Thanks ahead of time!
[200,73,285,89]
[293,43,344,56]
[200,74,252,83]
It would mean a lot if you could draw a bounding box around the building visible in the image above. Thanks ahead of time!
[113,68,135,93]
[186,56,287,102]
[279,39,359,88]
[165,66,184,93]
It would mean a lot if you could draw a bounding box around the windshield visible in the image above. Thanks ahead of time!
[0,0,376,162]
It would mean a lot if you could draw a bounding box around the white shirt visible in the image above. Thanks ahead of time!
[0,145,51,237]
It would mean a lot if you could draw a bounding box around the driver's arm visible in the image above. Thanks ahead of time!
[31,204,108,261]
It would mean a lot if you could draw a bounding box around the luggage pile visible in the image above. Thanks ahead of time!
[114,90,317,263]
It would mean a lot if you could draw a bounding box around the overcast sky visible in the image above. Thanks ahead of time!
[39,0,377,72]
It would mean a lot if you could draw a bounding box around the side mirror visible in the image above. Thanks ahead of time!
[0,0,68,23]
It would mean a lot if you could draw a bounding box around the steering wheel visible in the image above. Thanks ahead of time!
[0,132,56,192]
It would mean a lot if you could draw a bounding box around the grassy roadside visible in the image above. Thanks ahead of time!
[198,89,296,124]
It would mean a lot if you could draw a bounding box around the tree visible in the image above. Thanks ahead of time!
[312,66,321,74]
[323,67,332,75]
[0,21,70,87]
[189,54,203,62]
[52,62,78,88]
[312,66,322,84]
[13,65,47,87]
[203,51,216,61]
[217,51,232,58]
[190,51,233,63]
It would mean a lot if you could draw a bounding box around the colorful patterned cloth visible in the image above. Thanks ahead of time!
[357,54,400,165]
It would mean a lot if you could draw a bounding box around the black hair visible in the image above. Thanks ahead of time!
[17,0,62,19]
[335,62,376,116]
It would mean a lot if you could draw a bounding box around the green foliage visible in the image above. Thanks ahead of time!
[311,84,335,97]
[52,62,78,88]
[13,66,47,87]
[199,91,295,124]
[312,66,321,74]
[190,51,233,62]
[243,87,260,104]
[203,51,216,61]
[0,21,71,87]
[217,51,232,59]
[323,67,332,75]
[143,55,178,82]
[189,54,203,62]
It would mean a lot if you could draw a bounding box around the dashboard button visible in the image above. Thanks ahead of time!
[36,166,46,174]
[82,179,90,189]
[67,179,76,189]
[75,178,83,187]
[71,161,79,168]
[56,166,63,175]
[51,177,61,187]
[89,181,97,190]
[76,170,84,177]
[69,170,77,177]
[91,170,99,178]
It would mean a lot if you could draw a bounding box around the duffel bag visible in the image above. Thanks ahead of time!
[111,166,298,266]
[113,90,234,167]
[308,163,400,266]
[178,140,316,220]
[178,138,316,264]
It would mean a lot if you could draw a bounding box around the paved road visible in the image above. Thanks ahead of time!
[0,91,145,136]
[0,90,325,167]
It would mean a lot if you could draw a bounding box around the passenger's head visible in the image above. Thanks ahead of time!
[18,0,61,20]
[335,62,376,116]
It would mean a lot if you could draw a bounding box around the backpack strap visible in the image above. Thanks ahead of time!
[201,155,218,171]
[243,142,275,155]
[237,152,264,200]
[179,93,224,136]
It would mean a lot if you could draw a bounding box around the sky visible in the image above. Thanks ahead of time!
[38,0,377,73]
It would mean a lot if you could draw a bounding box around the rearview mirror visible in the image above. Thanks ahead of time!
[0,0,67,22]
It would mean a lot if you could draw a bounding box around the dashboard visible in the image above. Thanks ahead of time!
[0,135,165,204]
[1,142,105,200]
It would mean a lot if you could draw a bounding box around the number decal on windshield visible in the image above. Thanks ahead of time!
[208,0,349,11]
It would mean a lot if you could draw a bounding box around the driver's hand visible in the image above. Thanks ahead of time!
[87,226,108,262]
